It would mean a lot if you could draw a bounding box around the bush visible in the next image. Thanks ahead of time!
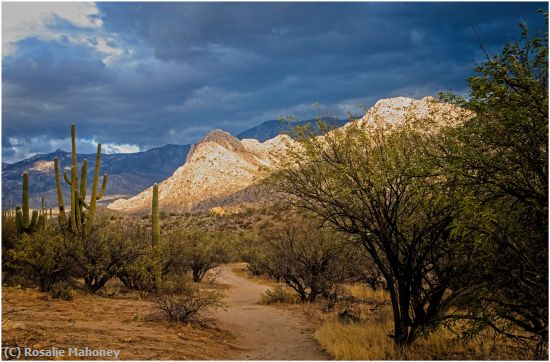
[261,284,299,304]
[251,217,354,302]
[8,227,71,292]
[71,219,148,293]
[2,215,22,282]
[116,251,158,298]
[48,281,73,300]
[155,277,224,323]
[166,229,229,282]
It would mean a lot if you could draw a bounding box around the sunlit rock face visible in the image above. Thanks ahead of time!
[108,129,296,213]
[108,96,470,214]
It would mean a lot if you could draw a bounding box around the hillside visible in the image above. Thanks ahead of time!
[2,145,191,209]
[236,117,349,141]
[108,130,295,213]
[109,96,467,214]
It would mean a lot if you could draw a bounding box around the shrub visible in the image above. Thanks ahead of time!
[71,219,148,293]
[48,281,73,300]
[261,284,299,304]
[155,277,224,323]
[2,215,22,282]
[116,251,158,298]
[8,227,71,292]
[166,229,229,282]
[252,217,353,302]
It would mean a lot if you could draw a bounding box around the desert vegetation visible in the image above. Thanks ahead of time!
[265,20,548,359]
[1,17,547,361]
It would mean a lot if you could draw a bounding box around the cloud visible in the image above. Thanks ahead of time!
[3,135,140,163]
[2,2,128,64]
[2,2,547,163]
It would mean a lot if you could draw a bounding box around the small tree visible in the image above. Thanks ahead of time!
[167,229,229,282]
[439,18,548,357]
[9,228,71,292]
[253,217,354,302]
[70,218,147,293]
[272,111,467,345]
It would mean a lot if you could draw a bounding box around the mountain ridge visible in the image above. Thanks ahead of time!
[2,117,347,208]
[108,96,469,214]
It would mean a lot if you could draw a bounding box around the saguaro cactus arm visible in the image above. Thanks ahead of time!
[79,159,88,201]
[97,174,107,200]
[63,170,72,186]
[54,158,67,225]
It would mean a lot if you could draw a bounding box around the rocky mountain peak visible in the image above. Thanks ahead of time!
[200,129,244,150]
[108,96,468,214]
[186,129,247,163]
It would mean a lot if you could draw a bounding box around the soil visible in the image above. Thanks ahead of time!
[215,264,328,360]
[2,265,328,360]
[2,287,238,360]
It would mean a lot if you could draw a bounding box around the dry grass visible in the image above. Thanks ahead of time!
[2,286,241,360]
[314,283,529,360]
[315,314,526,360]
[347,283,388,302]
[229,263,275,286]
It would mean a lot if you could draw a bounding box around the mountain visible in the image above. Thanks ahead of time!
[108,130,295,213]
[2,144,191,208]
[109,96,469,214]
[236,117,349,141]
[2,116,351,209]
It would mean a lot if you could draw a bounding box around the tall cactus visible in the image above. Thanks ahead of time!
[151,183,161,288]
[53,123,107,234]
[152,183,160,247]
[15,172,44,233]
[39,197,45,229]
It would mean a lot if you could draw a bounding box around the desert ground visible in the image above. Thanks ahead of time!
[2,263,327,360]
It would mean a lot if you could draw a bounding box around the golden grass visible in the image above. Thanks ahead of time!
[347,284,388,302]
[315,317,524,360]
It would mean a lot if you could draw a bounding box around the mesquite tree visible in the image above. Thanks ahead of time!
[272,113,467,345]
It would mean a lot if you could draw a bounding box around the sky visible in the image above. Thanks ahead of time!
[2,2,547,163]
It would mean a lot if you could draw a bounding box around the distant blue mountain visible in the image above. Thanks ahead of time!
[2,144,191,208]
[236,116,349,142]
[2,116,353,208]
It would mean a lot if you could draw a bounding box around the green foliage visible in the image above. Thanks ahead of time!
[48,281,73,300]
[251,216,355,303]
[8,228,70,292]
[70,218,147,293]
[261,284,300,304]
[439,18,548,357]
[166,228,229,282]
[155,276,225,323]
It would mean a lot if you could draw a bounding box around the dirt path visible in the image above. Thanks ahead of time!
[215,265,328,360]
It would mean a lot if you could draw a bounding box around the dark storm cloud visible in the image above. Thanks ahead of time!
[2,2,547,162]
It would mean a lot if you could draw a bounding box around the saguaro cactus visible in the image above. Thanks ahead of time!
[152,183,160,247]
[151,183,161,288]
[54,123,107,233]
[15,172,44,233]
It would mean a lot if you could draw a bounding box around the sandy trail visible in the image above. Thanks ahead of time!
[215,265,328,360]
